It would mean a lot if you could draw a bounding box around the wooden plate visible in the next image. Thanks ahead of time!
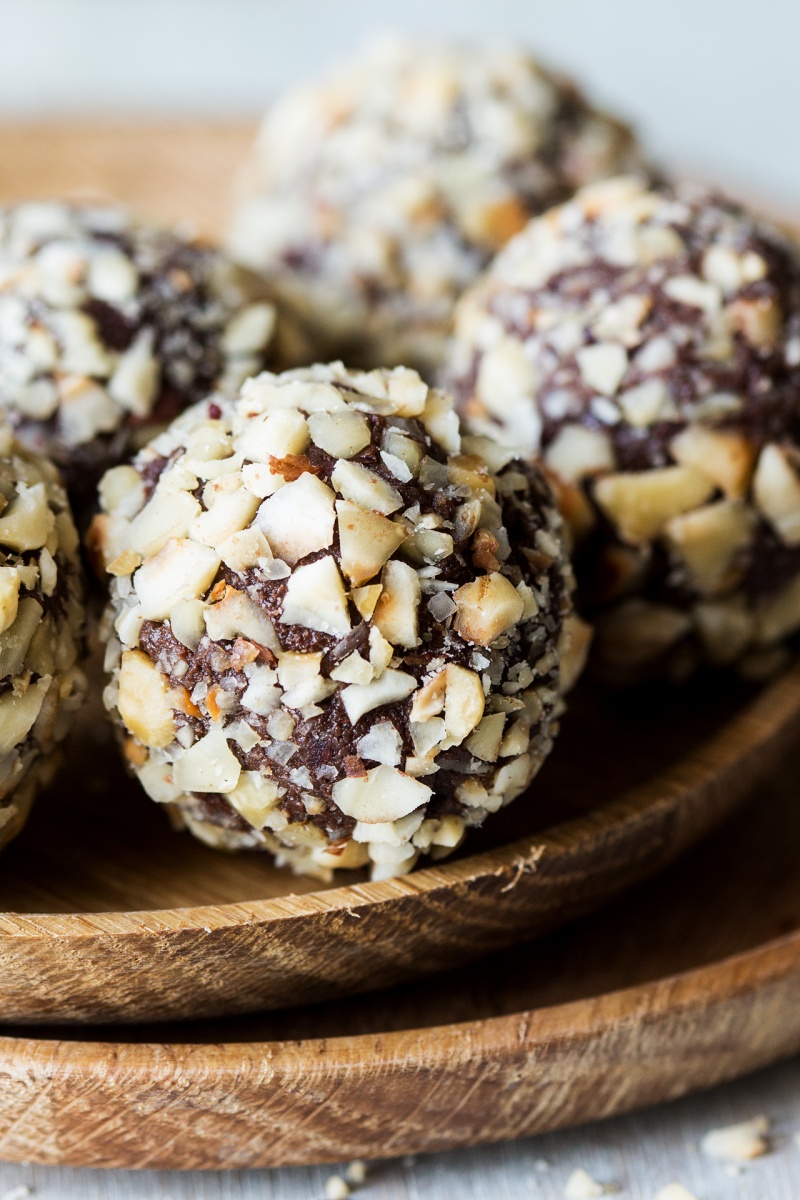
[0,125,799,1024]
[1,744,799,1170]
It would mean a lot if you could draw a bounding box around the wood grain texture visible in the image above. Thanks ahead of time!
[0,750,799,1170]
[0,122,256,235]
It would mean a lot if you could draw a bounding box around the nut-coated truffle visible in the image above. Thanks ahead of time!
[95,363,581,880]
[228,36,645,376]
[449,176,800,682]
[0,201,303,503]
[0,429,87,851]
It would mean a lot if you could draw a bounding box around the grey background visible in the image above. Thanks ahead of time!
[0,0,798,204]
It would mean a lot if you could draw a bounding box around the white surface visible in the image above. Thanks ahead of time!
[0,1056,798,1198]
[0,0,798,205]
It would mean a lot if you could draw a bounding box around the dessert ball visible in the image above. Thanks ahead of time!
[0,429,87,852]
[449,175,800,682]
[96,363,579,881]
[228,36,645,376]
[0,201,303,503]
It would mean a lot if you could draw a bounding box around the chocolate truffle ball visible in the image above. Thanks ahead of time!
[228,36,645,376]
[0,429,87,851]
[449,175,800,682]
[96,363,579,881]
[0,201,303,503]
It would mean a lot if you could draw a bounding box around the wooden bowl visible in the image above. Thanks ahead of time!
[0,658,799,1024]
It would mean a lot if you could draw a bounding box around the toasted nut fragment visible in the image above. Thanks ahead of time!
[544,424,615,482]
[576,341,628,395]
[219,525,271,574]
[448,454,495,497]
[308,410,371,459]
[0,482,55,551]
[454,571,525,646]
[107,548,143,577]
[465,712,506,761]
[336,500,407,586]
[563,1168,607,1200]
[127,488,202,558]
[0,567,20,636]
[373,559,421,647]
[558,614,593,692]
[280,555,351,636]
[190,487,260,550]
[729,295,782,348]
[235,407,309,462]
[341,668,417,725]
[123,736,148,767]
[173,726,241,794]
[331,458,403,514]
[594,467,714,543]
[471,528,501,572]
[594,598,692,670]
[117,649,176,749]
[409,670,446,722]
[755,572,800,645]
[350,584,382,621]
[670,425,755,500]
[0,676,51,755]
[653,1186,698,1200]
[701,1117,770,1162]
[462,195,529,250]
[444,664,485,744]
[257,472,336,565]
[549,474,597,543]
[227,773,282,830]
[134,538,221,621]
[753,444,800,545]
[268,453,321,482]
[332,764,432,824]
[205,587,279,650]
[665,501,754,594]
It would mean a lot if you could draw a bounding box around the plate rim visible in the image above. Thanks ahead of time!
[2,657,800,939]
[1,924,798,1062]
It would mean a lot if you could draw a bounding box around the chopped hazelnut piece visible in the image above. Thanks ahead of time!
[331,458,404,515]
[117,650,176,749]
[670,425,755,500]
[257,472,336,565]
[665,501,754,594]
[753,443,800,544]
[280,555,351,636]
[594,467,715,543]
[333,765,432,823]
[373,560,421,647]
[336,500,407,586]
[454,572,525,645]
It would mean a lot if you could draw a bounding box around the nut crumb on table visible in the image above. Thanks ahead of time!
[701,1115,770,1161]
[564,1167,616,1197]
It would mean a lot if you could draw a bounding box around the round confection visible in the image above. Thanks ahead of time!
[0,429,87,852]
[0,201,303,503]
[228,35,645,376]
[95,363,579,882]
[449,175,800,682]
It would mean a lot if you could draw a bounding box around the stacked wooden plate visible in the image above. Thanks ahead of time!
[0,126,799,1171]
